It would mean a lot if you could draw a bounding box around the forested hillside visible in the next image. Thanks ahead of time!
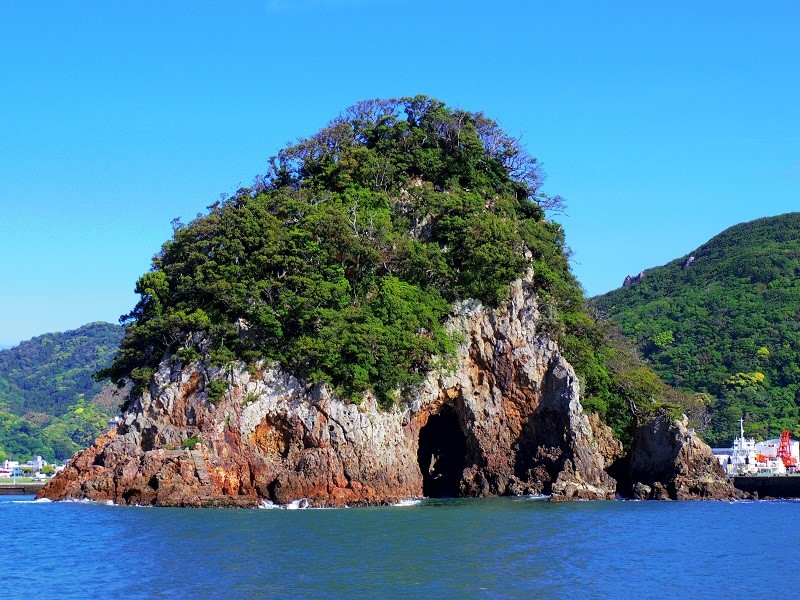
[592,213,800,446]
[0,322,124,462]
[100,95,696,446]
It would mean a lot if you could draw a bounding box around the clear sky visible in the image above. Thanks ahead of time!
[1,1,798,346]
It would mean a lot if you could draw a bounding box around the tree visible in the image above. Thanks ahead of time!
[97,95,670,443]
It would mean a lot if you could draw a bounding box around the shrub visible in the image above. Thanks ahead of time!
[205,380,228,404]
[181,435,202,450]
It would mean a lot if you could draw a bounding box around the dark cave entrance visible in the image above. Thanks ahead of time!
[417,407,467,498]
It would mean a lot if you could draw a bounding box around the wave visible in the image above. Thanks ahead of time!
[60,497,116,506]
[258,498,313,510]
[11,497,52,504]
[515,494,550,501]
[392,499,422,507]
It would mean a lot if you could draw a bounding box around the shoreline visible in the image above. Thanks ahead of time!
[0,483,45,495]
[732,475,800,498]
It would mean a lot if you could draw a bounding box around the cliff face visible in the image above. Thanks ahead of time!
[40,276,618,506]
[627,414,740,500]
[40,275,738,507]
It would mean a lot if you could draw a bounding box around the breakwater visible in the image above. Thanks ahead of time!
[733,475,800,498]
[0,483,45,495]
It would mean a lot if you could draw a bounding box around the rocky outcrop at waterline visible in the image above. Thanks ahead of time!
[38,275,735,506]
[38,276,606,506]
[625,414,740,500]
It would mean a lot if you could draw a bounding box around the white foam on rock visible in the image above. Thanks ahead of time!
[392,499,422,507]
[11,497,52,504]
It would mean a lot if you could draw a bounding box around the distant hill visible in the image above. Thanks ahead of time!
[592,212,800,446]
[0,322,124,462]
[0,322,123,414]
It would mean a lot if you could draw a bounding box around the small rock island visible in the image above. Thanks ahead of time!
[40,97,735,506]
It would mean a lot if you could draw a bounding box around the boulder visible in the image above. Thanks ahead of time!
[627,413,740,500]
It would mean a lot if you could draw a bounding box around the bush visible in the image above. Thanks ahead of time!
[181,436,202,450]
[205,380,228,405]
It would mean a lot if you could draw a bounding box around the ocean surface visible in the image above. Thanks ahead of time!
[1,495,797,599]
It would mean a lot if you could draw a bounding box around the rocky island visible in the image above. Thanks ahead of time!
[40,97,736,506]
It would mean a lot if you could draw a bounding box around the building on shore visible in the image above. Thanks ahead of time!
[713,419,800,476]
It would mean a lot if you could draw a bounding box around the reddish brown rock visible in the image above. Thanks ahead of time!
[39,275,617,507]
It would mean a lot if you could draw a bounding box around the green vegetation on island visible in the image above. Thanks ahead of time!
[592,213,800,446]
[0,323,123,462]
[96,96,692,444]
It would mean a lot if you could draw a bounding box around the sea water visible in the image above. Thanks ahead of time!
[1,495,797,599]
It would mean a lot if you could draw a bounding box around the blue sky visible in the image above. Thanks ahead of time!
[1,1,798,346]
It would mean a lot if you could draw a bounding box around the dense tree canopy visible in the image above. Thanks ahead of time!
[99,96,679,443]
[101,98,559,402]
[592,213,800,446]
[0,323,122,461]
[0,322,122,415]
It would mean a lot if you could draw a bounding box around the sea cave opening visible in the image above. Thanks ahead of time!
[417,407,468,498]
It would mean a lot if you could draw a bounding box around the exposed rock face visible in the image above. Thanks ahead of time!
[627,414,740,500]
[588,412,625,466]
[40,275,618,507]
[622,271,644,287]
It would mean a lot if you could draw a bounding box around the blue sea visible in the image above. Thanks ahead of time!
[1,495,797,599]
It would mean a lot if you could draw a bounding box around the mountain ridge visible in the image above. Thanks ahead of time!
[592,212,800,446]
[0,322,124,462]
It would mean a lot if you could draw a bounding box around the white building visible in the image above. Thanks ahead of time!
[24,456,48,472]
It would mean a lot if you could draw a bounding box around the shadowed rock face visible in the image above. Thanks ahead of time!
[626,414,741,501]
[39,276,631,506]
[417,407,466,498]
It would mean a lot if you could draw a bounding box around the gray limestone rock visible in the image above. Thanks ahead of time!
[41,274,619,506]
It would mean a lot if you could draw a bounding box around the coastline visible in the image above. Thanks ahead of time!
[732,475,800,499]
[0,483,45,495]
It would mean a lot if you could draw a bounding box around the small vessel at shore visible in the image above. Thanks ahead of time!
[713,419,800,476]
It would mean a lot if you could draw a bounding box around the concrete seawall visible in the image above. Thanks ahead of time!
[0,483,45,495]
[733,476,800,498]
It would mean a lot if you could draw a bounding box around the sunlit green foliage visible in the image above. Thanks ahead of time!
[99,96,670,435]
[651,330,675,349]
[593,212,800,445]
[0,399,109,462]
[725,372,766,388]
[0,324,122,461]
